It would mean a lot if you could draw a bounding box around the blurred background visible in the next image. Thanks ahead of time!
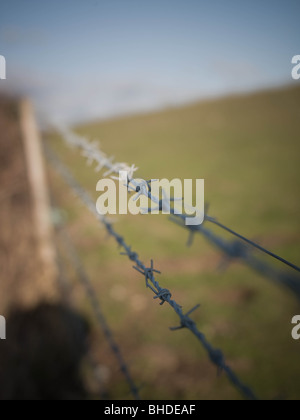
[0,0,299,400]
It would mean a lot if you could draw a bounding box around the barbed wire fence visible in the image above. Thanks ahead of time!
[45,124,300,400]
[45,145,258,401]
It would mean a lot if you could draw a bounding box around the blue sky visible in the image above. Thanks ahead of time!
[0,0,299,123]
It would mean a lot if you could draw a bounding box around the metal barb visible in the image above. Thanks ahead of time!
[170,304,200,331]
[154,288,172,305]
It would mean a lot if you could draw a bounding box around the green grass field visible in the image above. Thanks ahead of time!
[47,85,300,400]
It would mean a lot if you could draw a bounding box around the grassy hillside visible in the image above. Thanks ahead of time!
[47,85,300,400]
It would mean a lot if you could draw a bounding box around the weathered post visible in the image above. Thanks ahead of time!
[20,99,58,300]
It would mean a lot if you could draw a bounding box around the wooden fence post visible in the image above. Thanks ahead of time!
[20,99,58,298]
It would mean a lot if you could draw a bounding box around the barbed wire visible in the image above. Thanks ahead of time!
[205,216,300,273]
[171,215,300,301]
[56,224,141,400]
[52,124,191,216]
[52,125,300,301]
[45,143,258,401]
[51,221,128,400]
